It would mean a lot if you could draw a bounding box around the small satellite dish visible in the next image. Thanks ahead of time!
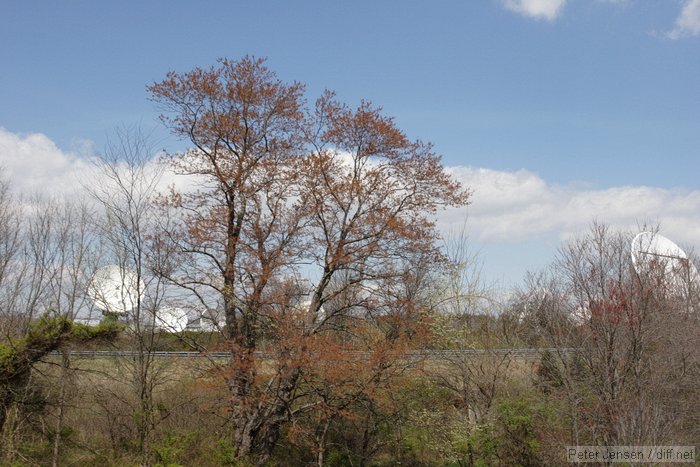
[199,308,223,332]
[296,298,326,327]
[88,265,144,315]
[155,306,189,332]
[631,232,700,293]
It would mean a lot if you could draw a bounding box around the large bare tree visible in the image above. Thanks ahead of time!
[148,56,469,463]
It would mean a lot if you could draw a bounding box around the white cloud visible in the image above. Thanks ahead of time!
[2,129,699,281]
[441,166,700,249]
[667,0,700,39]
[0,128,189,201]
[501,0,568,21]
[0,127,94,196]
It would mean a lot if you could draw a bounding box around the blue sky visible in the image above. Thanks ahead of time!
[1,0,699,288]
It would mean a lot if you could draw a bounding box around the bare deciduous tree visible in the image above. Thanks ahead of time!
[522,223,700,448]
[0,179,116,464]
[87,126,173,464]
[148,56,469,463]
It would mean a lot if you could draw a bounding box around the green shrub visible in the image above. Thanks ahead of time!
[152,432,196,467]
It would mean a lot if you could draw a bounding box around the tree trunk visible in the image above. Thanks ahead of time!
[316,418,331,467]
[52,350,71,467]
[231,364,301,465]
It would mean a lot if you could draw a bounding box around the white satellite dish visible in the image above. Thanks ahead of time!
[631,232,700,293]
[199,308,223,332]
[296,298,326,327]
[88,265,144,315]
[155,306,189,332]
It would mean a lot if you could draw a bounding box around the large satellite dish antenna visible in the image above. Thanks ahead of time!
[88,265,144,316]
[631,232,700,293]
[155,306,189,332]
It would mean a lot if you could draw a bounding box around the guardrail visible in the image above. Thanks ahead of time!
[49,348,576,361]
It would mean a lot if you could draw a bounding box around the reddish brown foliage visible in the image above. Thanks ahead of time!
[148,56,468,463]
